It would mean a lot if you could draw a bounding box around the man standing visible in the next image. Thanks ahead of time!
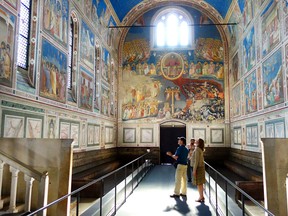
[167,136,189,198]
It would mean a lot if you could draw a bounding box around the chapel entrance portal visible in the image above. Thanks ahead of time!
[160,123,186,164]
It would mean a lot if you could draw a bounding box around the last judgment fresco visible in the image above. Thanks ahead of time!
[120,7,225,123]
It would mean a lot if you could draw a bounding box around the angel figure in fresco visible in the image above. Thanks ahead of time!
[202,62,209,75]
[195,62,202,74]
[189,62,195,76]
[217,64,224,79]
[208,62,215,74]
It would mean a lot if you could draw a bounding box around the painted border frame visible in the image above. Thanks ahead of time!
[26,117,43,138]
[59,119,80,148]
[210,128,224,144]
[233,127,242,145]
[140,128,153,143]
[123,128,136,143]
[246,124,258,147]
[265,118,285,138]
[192,128,206,141]
[105,126,114,144]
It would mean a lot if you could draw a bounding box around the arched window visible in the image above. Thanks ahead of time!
[67,12,79,102]
[151,7,193,49]
[16,0,38,88]
[17,0,32,70]
[67,17,74,90]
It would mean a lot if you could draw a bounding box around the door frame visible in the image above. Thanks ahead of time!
[159,120,186,164]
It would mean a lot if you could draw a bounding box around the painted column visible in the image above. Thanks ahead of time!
[8,166,19,213]
[24,174,34,212]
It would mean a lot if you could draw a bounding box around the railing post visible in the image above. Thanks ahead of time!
[0,160,5,209]
[208,166,211,203]
[124,166,127,202]
[225,181,228,216]
[38,172,49,216]
[114,172,117,215]
[76,193,80,216]
[24,174,35,212]
[215,172,218,215]
[137,160,139,185]
[242,194,245,216]
[132,163,134,192]
[100,179,104,216]
[8,166,19,213]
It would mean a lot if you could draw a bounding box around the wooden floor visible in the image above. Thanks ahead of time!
[116,165,216,216]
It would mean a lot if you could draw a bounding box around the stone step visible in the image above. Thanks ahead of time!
[0,202,25,215]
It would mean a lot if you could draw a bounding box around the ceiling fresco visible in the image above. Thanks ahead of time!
[109,0,233,22]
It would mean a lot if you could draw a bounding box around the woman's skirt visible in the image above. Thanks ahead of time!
[193,166,205,185]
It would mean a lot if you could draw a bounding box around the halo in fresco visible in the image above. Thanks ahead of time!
[161,52,184,80]
[40,39,67,103]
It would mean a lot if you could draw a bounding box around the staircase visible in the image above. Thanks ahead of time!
[0,138,74,216]
[0,153,49,215]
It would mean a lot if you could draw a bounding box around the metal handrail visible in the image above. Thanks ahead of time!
[27,152,151,216]
[204,162,274,216]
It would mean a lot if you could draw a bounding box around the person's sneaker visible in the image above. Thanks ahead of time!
[170,194,180,198]
[180,193,187,197]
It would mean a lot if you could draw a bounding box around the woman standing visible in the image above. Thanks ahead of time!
[187,138,195,182]
[192,138,205,202]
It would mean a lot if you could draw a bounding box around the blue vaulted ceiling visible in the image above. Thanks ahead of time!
[109,0,233,22]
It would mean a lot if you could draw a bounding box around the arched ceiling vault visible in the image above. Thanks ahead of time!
[109,0,232,22]
[117,0,230,65]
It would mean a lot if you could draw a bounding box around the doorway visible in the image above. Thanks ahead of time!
[160,125,186,164]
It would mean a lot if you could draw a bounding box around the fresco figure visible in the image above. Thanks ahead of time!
[0,7,15,86]
[208,62,215,75]
[40,39,67,103]
[189,62,195,76]
[120,8,225,123]
[48,119,55,138]
[195,62,202,74]
[262,49,283,108]
[244,71,257,113]
[243,27,255,73]
[4,44,11,79]
[43,0,69,44]
[261,3,280,57]
[0,41,6,77]
[243,0,253,27]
